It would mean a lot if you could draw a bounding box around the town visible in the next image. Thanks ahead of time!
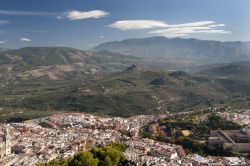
[0,112,249,166]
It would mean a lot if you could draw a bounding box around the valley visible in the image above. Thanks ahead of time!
[0,42,250,123]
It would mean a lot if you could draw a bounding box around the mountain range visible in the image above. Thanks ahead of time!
[94,37,250,67]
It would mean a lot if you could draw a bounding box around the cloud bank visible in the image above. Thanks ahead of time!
[65,10,109,20]
[109,20,231,37]
[150,21,230,37]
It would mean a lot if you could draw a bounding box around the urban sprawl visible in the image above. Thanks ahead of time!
[0,110,250,166]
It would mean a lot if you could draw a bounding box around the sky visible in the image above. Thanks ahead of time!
[0,0,249,49]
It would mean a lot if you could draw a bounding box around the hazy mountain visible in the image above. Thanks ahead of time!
[0,47,145,66]
[0,47,142,81]
[0,47,89,66]
[94,37,250,66]
[0,48,8,52]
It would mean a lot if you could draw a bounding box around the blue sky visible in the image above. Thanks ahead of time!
[0,0,249,49]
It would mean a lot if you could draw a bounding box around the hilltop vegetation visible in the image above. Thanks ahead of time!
[37,143,128,166]
[142,112,243,156]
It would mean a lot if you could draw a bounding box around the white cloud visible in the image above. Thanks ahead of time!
[56,16,63,19]
[109,20,168,30]
[208,24,225,28]
[20,38,31,42]
[0,9,110,20]
[159,33,187,37]
[149,21,230,37]
[151,28,231,37]
[65,10,109,20]
[150,27,231,37]
[99,35,104,39]
[167,21,215,28]
[197,29,231,34]
[0,10,56,16]
[0,19,9,25]
[109,20,216,30]
[150,26,211,34]
[0,41,5,44]
[110,19,231,37]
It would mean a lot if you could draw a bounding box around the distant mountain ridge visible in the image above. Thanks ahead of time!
[0,47,142,81]
[94,37,250,66]
[0,48,8,52]
[0,47,89,66]
[0,46,141,67]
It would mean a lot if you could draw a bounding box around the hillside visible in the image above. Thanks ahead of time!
[94,37,250,66]
[197,61,250,96]
[0,47,249,122]
[0,47,141,69]
[0,47,90,66]
[1,65,249,122]
[0,47,143,84]
[199,61,250,79]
